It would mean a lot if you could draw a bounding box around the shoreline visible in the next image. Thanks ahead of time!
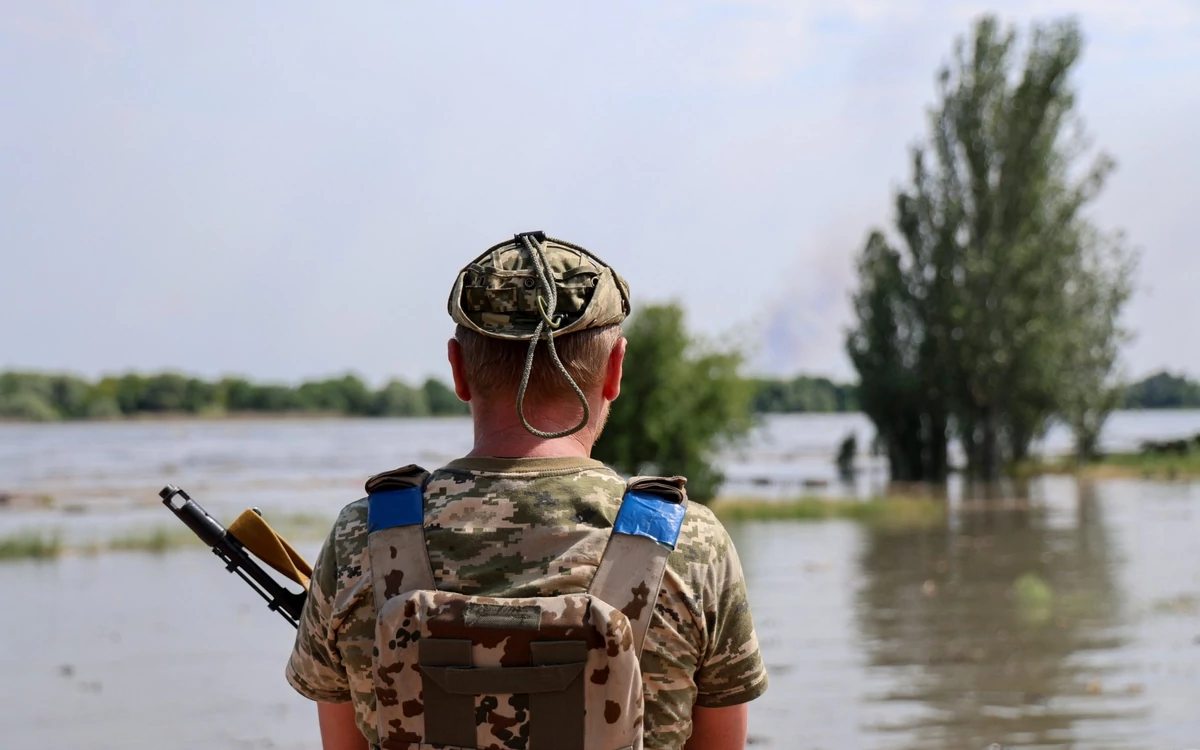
[5,407,1200,426]
[1019,451,1200,481]
[0,411,474,425]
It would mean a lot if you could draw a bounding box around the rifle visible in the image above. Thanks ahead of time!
[160,484,310,629]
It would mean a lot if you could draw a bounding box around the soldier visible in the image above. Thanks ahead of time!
[287,232,767,750]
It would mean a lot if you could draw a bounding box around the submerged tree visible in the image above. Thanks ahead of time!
[593,303,755,503]
[847,16,1135,481]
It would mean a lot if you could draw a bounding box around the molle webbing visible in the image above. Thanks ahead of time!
[589,476,688,657]
[418,639,588,750]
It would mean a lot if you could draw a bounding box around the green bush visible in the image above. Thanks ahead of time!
[0,392,60,421]
[593,303,754,503]
[423,378,470,416]
[373,380,431,416]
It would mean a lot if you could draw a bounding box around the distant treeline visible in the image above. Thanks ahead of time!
[0,369,1196,422]
[750,376,859,413]
[1122,372,1200,409]
[747,371,1200,414]
[0,371,469,421]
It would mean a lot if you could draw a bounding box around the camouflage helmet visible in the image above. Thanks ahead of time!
[448,231,631,439]
[448,231,631,341]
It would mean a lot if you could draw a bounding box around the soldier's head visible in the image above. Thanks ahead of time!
[446,232,631,442]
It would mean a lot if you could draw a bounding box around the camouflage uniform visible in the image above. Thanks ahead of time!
[287,233,766,748]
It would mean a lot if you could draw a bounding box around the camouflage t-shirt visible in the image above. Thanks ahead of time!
[286,456,767,749]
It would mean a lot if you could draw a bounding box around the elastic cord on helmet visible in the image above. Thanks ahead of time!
[513,232,592,439]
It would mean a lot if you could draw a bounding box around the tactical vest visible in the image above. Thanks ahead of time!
[364,465,688,750]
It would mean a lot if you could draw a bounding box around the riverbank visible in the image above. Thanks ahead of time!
[0,409,455,424]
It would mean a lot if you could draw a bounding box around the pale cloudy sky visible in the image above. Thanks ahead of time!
[2,1,1198,384]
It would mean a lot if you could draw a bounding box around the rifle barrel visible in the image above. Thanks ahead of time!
[160,485,305,628]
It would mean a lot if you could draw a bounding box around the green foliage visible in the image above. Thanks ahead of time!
[297,374,374,414]
[0,391,61,421]
[0,531,62,560]
[83,396,122,419]
[846,16,1136,480]
[220,378,304,412]
[1055,239,1134,460]
[422,378,470,416]
[1124,372,1200,409]
[847,231,945,481]
[0,370,466,420]
[373,380,431,417]
[751,375,857,413]
[109,527,191,554]
[593,303,755,503]
[49,375,93,418]
[138,373,190,412]
[0,512,335,564]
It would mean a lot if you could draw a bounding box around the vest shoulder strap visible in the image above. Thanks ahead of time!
[590,474,689,657]
[365,464,435,607]
[365,463,429,493]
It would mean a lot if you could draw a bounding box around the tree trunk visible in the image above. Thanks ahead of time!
[979,410,1001,482]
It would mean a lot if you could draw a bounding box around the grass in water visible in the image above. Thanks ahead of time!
[2,500,940,563]
[0,510,337,565]
[106,511,335,555]
[109,527,200,554]
[1020,451,1200,480]
[262,511,337,540]
[0,531,63,560]
[710,496,944,528]
[1097,451,1200,479]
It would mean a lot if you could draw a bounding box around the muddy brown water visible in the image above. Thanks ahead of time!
[2,415,1199,749]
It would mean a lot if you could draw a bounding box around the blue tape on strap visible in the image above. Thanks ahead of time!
[367,487,424,532]
[613,490,687,549]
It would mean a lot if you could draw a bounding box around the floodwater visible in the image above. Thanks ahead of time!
[2,414,1200,749]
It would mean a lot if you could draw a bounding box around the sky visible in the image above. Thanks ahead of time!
[2,0,1198,386]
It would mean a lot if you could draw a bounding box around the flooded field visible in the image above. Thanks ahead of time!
[2,414,1200,749]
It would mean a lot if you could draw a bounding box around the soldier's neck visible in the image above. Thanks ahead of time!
[466,400,598,459]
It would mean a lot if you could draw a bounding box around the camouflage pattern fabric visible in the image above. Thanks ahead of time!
[374,590,643,749]
[287,456,767,749]
[448,233,631,341]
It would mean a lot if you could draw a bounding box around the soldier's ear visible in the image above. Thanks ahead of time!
[447,338,472,402]
[603,337,626,402]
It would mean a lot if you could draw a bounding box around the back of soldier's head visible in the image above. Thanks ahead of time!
[447,231,631,438]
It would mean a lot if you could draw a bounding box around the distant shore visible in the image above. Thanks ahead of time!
[4,406,1200,426]
[4,369,1199,423]
[0,410,473,425]
[1021,448,1200,481]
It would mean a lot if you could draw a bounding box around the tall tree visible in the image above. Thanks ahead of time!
[847,16,1135,481]
[1054,232,1135,461]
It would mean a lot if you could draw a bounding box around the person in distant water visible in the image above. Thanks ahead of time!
[286,232,767,750]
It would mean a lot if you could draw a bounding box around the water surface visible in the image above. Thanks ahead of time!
[2,415,1199,748]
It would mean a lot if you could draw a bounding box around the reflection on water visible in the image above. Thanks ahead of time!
[2,417,1200,748]
[743,476,1200,749]
[858,480,1142,750]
